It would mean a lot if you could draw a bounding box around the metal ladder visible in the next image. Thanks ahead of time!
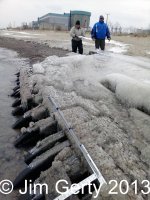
[48,96,106,200]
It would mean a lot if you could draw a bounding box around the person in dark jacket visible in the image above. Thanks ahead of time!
[91,15,111,50]
[70,20,85,54]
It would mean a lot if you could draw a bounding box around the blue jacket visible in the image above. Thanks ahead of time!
[91,21,110,39]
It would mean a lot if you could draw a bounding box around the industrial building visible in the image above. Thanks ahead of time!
[35,10,91,31]
[70,11,91,29]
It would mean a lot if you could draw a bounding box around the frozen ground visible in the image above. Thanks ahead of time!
[30,52,150,199]
[0,30,129,54]
[0,30,150,199]
[1,30,150,58]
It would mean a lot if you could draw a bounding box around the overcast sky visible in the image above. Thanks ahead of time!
[0,0,150,29]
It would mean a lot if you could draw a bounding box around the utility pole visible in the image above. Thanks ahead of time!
[106,13,110,24]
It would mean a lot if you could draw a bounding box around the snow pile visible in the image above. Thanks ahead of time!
[101,73,150,112]
[31,52,150,114]
[35,54,109,92]
[41,53,150,84]
[33,63,45,74]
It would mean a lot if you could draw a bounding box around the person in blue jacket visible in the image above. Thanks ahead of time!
[91,15,111,50]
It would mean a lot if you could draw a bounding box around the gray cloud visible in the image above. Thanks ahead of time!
[0,0,150,28]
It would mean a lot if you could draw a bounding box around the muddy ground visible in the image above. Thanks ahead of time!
[0,36,69,64]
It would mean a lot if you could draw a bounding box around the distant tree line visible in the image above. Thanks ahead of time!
[107,22,150,36]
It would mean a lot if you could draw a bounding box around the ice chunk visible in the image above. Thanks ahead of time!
[33,63,45,74]
[101,73,150,112]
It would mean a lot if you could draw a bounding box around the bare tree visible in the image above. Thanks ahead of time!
[118,26,122,35]
[21,22,28,29]
[7,22,12,29]
[128,26,137,34]
[114,22,120,34]
[107,21,114,34]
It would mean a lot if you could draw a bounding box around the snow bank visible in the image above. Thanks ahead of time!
[33,63,45,74]
[31,53,150,100]
[106,40,127,47]
[101,73,150,112]
[106,40,128,54]
[35,54,108,91]
[109,46,127,53]
[31,52,150,114]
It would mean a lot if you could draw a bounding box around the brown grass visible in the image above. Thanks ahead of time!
[112,35,150,58]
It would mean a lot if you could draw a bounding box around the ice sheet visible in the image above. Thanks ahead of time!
[32,52,150,111]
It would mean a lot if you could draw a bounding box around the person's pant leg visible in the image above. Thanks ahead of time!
[100,39,105,50]
[78,40,83,54]
[72,39,77,53]
[95,39,100,49]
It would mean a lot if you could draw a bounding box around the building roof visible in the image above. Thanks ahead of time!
[39,13,70,20]
[39,10,91,21]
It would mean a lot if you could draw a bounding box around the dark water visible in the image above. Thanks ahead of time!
[0,48,27,199]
